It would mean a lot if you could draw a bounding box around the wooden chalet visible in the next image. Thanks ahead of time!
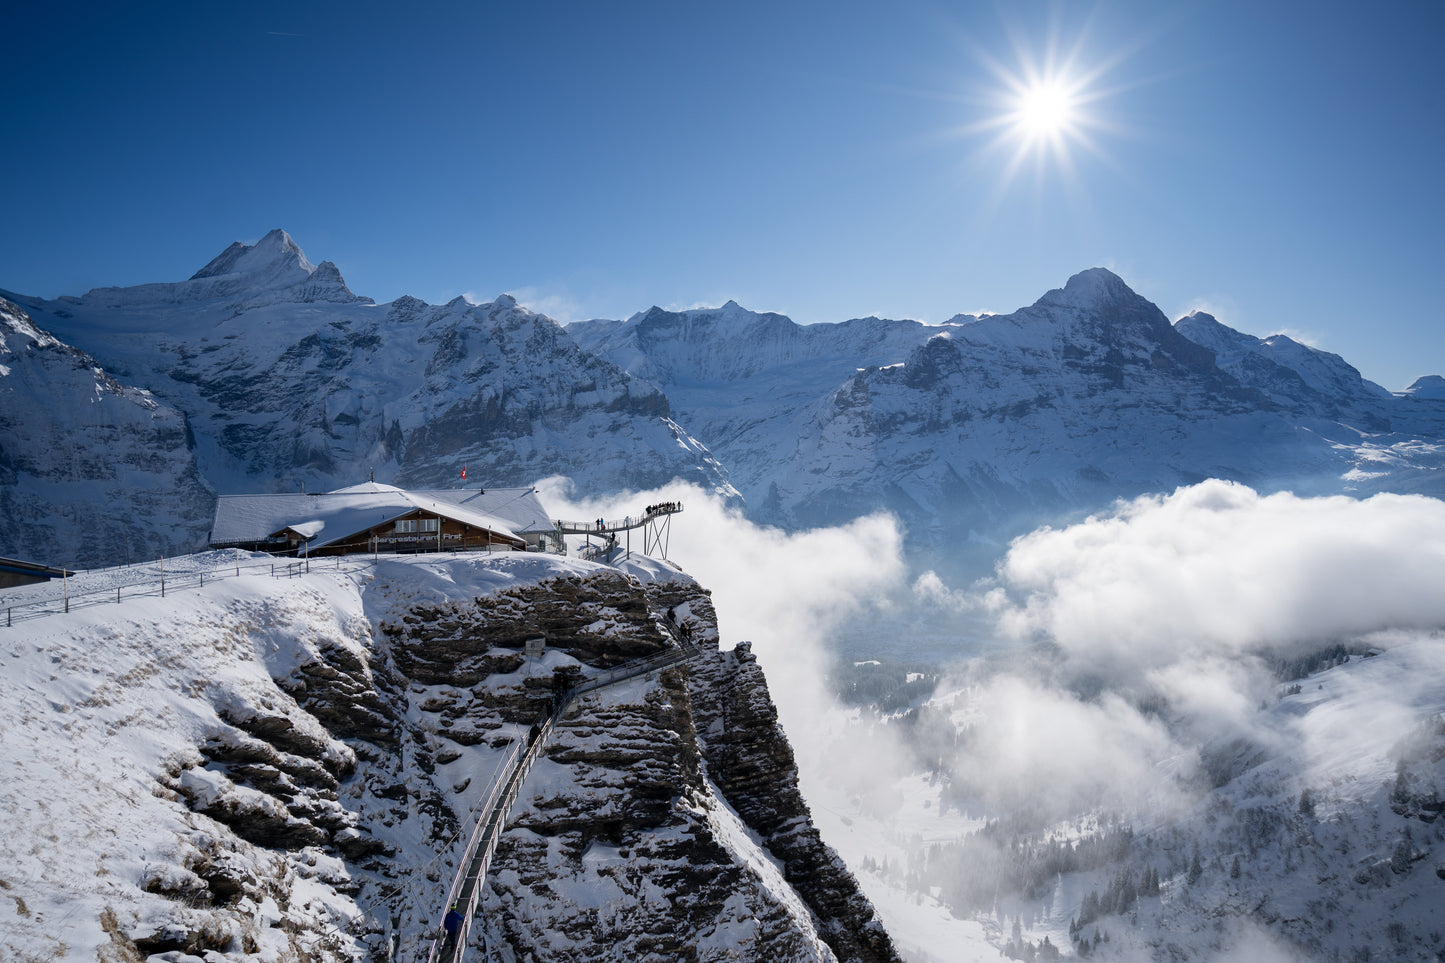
[208,482,562,557]
[0,556,76,590]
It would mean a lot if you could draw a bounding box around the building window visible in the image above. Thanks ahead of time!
[395,517,440,534]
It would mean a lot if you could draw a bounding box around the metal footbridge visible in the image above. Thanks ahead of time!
[555,502,682,562]
[422,610,704,963]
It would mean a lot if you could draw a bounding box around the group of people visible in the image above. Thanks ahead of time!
[583,502,681,532]
[665,606,695,642]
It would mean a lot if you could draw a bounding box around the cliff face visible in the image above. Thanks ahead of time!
[0,296,214,566]
[368,562,901,963]
[0,552,896,962]
[689,642,898,963]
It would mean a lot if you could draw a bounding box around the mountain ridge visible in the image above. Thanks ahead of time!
[3,236,1443,569]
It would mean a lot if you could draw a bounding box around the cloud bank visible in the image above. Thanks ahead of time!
[928,479,1445,817]
[534,476,907,740]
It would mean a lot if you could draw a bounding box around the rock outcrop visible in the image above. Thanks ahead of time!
[91,554,897,962]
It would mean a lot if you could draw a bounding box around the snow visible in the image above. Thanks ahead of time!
[1400,375,1445,399]
[799,623,1445,962]
[209,485,535,550]
[0,560,364,959]
[0,549,649,960]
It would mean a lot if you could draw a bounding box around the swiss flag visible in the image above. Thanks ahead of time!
[460,466,468,481]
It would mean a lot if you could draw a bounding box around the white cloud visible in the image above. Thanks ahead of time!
[509,287,586,324]
[533,477,907,764]
[987,481,1445,676]
[924,480,1445,826]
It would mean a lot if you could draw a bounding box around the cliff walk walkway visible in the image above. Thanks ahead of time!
[555,502,682,562]
[419,608,704,963]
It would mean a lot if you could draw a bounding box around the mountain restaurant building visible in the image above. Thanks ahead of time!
[0,556,76,590]
[208,482,563,557]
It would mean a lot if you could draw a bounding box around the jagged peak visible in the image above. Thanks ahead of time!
[309,260,343,282]
[1400,375,1445,399]
[0,296,61,349]
[1036,267,1138,310]
[190,228,315,281]
[1176,310,1248,345]
[628,299,786,330]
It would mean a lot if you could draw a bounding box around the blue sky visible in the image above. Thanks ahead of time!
[4,0,1442,389]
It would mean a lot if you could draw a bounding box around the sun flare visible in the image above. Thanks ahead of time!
[1015,81,1077,138]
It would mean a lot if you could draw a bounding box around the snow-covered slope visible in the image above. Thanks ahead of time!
[4,236,1442,571]
[0,297,214,565]
[1,232,733,567]
[569,302,932,524]
[1173,310,1393,426]
[813,635,1445,963]
[576,270,1445,553]
[0,551,897,963]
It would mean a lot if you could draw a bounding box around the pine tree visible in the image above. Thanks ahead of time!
[1080,889,1100,926]
[1230,855,1242,879]
[1187,851,1204,884]
[1118,871,1137,912]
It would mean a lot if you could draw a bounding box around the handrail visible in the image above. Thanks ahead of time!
[421,617,705,961]
[0,554,375,627]
[555,503,682,536]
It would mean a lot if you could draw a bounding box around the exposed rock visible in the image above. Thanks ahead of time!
[691,641,903,963]
[91,555,892,963]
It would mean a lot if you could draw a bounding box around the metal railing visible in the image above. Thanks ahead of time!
[421,617,706,961]
[0,554,376,627]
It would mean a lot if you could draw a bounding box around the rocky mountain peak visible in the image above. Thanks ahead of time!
[1038,267,1137,311]
[292,260,367,304]
[1,295,59,349]
[1401,374,1445,399]
[190,228,314,283]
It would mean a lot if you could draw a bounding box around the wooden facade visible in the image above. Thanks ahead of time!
[291,509,527,557]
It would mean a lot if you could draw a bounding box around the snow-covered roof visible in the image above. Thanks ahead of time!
[403,486,556,536]
[210,483,554,551]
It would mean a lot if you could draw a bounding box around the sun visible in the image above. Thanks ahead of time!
[1014,80,1078,140]
[999,70,1093,158]
[962,29,1123,187]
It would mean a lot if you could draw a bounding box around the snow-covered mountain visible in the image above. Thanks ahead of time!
[4,233,1442,573]
[573,270,1445,553]
[0,297,214,565]
[1,231,733,566]
[0,551,898,962]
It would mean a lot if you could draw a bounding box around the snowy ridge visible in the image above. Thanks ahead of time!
[0,551,897,962]
[3,235,1443,568]
[576,269,1445,554]
[0,296,213,566]
[0,234,736,566]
